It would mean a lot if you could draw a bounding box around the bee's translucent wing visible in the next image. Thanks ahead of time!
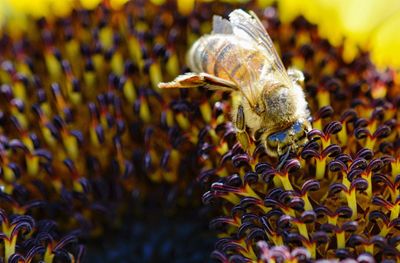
[212,15,233,34]
[228,9,293,88]
[211,14,265,107]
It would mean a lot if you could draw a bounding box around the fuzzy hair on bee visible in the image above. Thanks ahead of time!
[158,9,311,159]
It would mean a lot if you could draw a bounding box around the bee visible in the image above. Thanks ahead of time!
[159,9,311,158]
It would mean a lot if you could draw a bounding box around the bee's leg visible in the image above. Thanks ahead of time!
[158,72,238,92]
[277,147,291,171]
[235,104,250,152]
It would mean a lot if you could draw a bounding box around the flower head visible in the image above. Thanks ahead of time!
[0,0,399,262]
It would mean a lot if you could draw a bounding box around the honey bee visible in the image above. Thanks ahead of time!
[159,9,311,158]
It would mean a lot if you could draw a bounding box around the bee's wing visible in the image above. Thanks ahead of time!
[212,14,263,107]
[212,15,233,34]
[228,9,293,88]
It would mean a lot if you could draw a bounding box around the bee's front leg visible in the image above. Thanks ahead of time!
[235,104,250,152]
[277,147,291,171]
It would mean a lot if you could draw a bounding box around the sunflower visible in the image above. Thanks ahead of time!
[0,0,398,262]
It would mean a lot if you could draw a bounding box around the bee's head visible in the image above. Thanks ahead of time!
[261,119,311,158]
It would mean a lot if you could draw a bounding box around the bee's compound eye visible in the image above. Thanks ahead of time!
[266,120,310,157]
[292,120,309,142]
[266,130,289,156]
[293,121,304,137]
[267,130,288,149]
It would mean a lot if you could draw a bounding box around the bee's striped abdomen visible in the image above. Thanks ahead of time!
[187,35,265,85]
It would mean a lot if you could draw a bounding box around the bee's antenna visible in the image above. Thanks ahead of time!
[277,147,291,171]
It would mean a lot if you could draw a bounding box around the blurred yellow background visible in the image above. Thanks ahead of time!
[270,0,400,68]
